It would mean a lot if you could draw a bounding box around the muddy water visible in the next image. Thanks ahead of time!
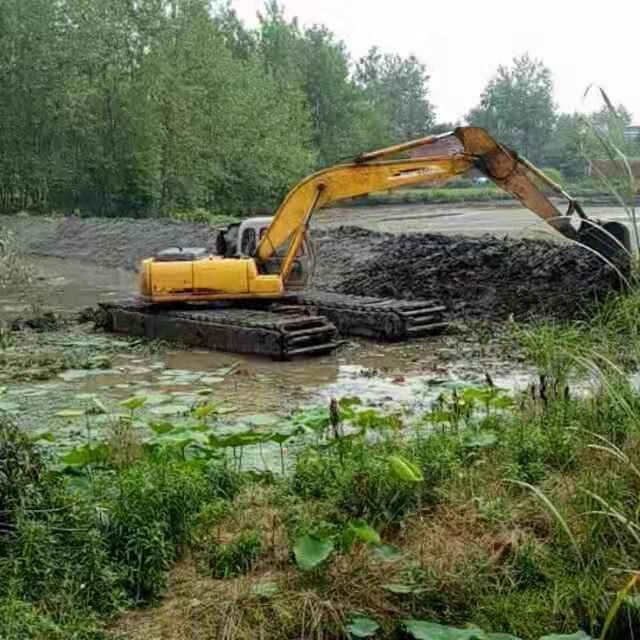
[0,256,534,434]
[314,202,632,238]
[0,257,136,317]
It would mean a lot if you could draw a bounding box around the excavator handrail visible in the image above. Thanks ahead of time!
[354,131,455,163]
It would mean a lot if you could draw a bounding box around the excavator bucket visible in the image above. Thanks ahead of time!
[575,219,631,263]
[454,127,632,264]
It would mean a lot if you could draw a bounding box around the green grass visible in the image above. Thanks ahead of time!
[4,252,640,639]
[341,177,637,208]
[4,293,640,640]
[346,186,510,207]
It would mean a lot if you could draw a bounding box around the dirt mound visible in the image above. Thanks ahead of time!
[328,226,623,321]
[311,226,388,291]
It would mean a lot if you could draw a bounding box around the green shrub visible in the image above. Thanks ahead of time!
[0,421,46,529]
[0,420,124,616]
[411,432,461,498]
[507,542,549,589]
[578,383,640,446]
[291,445,426,527]
[205,531,262,578]
[104,460,212,601]
[338,453,422,525]
[499,400,580,484]
[7,494,125,614]
[290,449,338,500]
[0,597,104,640]
[205,460,244,500]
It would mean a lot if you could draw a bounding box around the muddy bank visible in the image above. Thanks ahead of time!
[329,227,622,321]
[2,215,217,271]
[2,215,623,322]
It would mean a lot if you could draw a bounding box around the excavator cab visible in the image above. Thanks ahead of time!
[215,217,312,290]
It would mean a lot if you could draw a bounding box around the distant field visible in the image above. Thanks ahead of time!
[345,183,630,207]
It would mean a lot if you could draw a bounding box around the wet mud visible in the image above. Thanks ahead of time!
[2,215,218,271]
[322,227,623,321]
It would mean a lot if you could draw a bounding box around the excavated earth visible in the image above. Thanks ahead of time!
[314,226,624,322]
[2,215,624,322]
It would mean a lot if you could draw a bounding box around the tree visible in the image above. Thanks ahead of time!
[0,0,66,212]
[0,0,439,217]
[256,0,301,83]
[356,47,435,141]
[297,25,369,163]
[255,3,381,164]
[151,0,315,214]
[546,102,637,180]
[587,101,634,153]
[214,1,256,60]
[466,53,556,164]
[544,113,588,178]
[430,122,461,135]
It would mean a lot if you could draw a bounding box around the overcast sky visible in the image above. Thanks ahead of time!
[231,0,639,125]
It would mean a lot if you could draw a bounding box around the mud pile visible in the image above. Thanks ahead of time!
[323,227,623,321]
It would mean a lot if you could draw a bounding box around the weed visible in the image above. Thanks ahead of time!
[205,531,262,578]
[507,541,549,589]
[106,416,143,468]
[9,511,124,614]
[0,597,105,640]
[501,409,579,483]
[103,459,228,602]
[291,447,422,527]
[0,420,45,528]
[0,228,32,290]
[0,422,125,627]
[514,322,588,388]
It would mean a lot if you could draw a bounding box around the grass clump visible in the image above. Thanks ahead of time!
[0,228,32,290]
[0,418,244,636]
[205,531,262,578]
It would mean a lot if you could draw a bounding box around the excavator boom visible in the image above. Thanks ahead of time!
[256,153,474,266]
[257,126,630,273]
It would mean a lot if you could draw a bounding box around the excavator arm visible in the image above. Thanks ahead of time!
[257,126,630,279]
[255,148,475,274]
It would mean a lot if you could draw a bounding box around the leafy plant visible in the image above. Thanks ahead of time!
[346,615,380,638]
[403,619,487,639]
[387,455,424,483]
[293,534,335,571]
[206,531,262,579]
[402,620,593,640]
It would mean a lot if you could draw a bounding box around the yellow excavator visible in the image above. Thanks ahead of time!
[102,127,630,358]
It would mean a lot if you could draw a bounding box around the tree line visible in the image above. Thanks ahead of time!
[0,0,636,218]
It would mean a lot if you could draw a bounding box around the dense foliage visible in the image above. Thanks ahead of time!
[0,0,637,219]
[0,0,433,218]
[466,55,639,176]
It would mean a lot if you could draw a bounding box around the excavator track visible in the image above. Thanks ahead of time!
[100,299,340,360]
[273,291,448,341]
